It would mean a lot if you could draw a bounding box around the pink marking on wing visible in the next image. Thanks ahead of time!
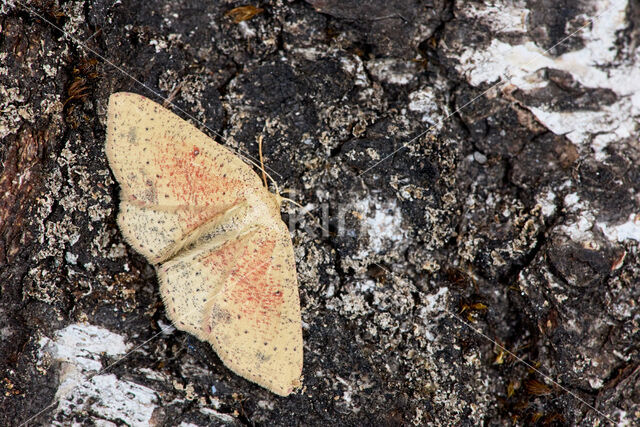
[202,234,283,333]
[227,238,283,331]
[152,137,244,230]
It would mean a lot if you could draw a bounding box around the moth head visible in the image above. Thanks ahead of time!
[271,191,284,209]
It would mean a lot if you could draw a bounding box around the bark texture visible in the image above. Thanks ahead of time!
[1,0,638,425]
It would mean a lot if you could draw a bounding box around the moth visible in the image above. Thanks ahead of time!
[105,92,302,396]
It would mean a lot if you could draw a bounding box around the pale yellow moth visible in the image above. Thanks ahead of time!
[105,92,303,396]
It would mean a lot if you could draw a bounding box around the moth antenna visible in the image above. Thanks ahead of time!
[279,196,304,210]
[255,134,281,196]
[258,134,269,188]
[237,149,280,193]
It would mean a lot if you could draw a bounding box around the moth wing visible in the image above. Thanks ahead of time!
[158,218,302,396]
[106,92,264,263]
[206,220,302,396]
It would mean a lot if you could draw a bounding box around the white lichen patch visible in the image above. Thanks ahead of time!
[61,0,88,36]
[452,0,636,156]
[462,1,529,33]
[535,189,557,219]
[417,287,450,341]
[55,374,158,426]
[559,210,598,245]
[340,55,369,87]
[366,58,418,85]
[421,286,450,314]
[0,85,27,139]
[38,323,128,375]
[149,37,169,52]
[559,191,640,244]
[38,323,159,425]
[408,88,439,123]
[199,407,237,424]
[597,213,640,242]
[353,197,406,258]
